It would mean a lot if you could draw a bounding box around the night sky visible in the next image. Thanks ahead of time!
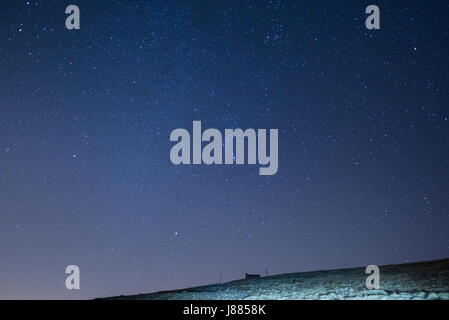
[1,0,448,299]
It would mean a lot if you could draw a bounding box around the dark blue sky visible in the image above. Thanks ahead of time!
[0,0,448,299]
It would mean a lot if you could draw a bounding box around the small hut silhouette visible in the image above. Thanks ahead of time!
[245,272,260,279]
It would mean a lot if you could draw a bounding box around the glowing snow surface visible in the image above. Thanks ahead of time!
[107,259,449,300]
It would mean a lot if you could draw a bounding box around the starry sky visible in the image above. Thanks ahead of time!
[0,0,448,299]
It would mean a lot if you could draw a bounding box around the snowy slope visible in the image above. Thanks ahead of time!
[107,258,449,300]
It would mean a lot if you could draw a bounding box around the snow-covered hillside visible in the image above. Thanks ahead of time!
[107,258,449,300]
